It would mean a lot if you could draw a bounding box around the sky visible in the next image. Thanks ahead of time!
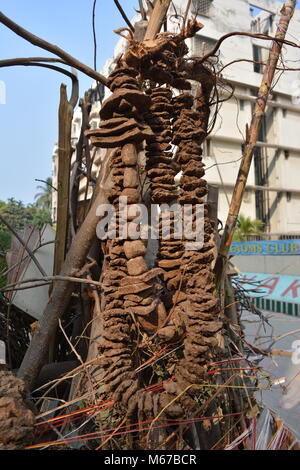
[0,0,135,205]
[0,0,299,205]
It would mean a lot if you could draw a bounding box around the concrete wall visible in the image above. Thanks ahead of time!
[233,254,300,276]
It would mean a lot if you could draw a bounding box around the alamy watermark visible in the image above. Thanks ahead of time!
[96,197,205,251]
[0,81,6,105]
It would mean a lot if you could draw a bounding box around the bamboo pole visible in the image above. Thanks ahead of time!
[215,0,296,278]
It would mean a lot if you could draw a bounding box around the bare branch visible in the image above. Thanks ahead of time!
[267,328,300,352]
[91,1,103,106]
[182,0,192,30]
[92,0,98,72]
[0,59,79,107]
[0,215,47,277]
[217,57,300,74]
[146,0,154,15]
[0,241,55,279]
[200,30,300,64]
[35,179,57,192]
[138,0,147,20]
[0,11,108,87]
[269,349,293,358]
[0,275,101,293]
[113,0,135,32]
[0,57,66,66]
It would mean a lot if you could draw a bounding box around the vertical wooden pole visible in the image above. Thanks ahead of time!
[49,84,74,363]
[53,84,74,276]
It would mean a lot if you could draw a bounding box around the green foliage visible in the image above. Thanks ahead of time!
[0,196,52,287]
[26,204,52,228]
[233,214,264,241]
[0,197,52,232]
[0,198,31,231]
[0,231,11,288]
[0,231,11,252]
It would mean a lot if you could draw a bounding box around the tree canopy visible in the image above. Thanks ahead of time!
[0,197,52,233]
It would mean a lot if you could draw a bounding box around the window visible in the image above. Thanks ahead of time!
[282,108,287,118]
[252,45,269,73]
[191,0,213,17]
[259,114,267,142]
[286,192,292,202]
[254,147,264,185]
[204,138,211,156]
[253,45,261,73]
[239,99,245,111]
[284,150,290,160]
[254,147,266,221]
[193,35,217,57]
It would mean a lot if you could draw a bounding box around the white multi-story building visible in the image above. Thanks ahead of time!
[52,0,300,236]
[184,0,300,236]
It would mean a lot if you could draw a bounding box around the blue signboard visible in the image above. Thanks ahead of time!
[237,272,300,304]
[229,239,300,256]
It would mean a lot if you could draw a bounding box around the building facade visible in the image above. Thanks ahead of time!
[52,0,300,236]
[184,0,300,236]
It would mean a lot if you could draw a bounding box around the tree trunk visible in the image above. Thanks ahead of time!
[17,150,113,390]
[53,84,74,276]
